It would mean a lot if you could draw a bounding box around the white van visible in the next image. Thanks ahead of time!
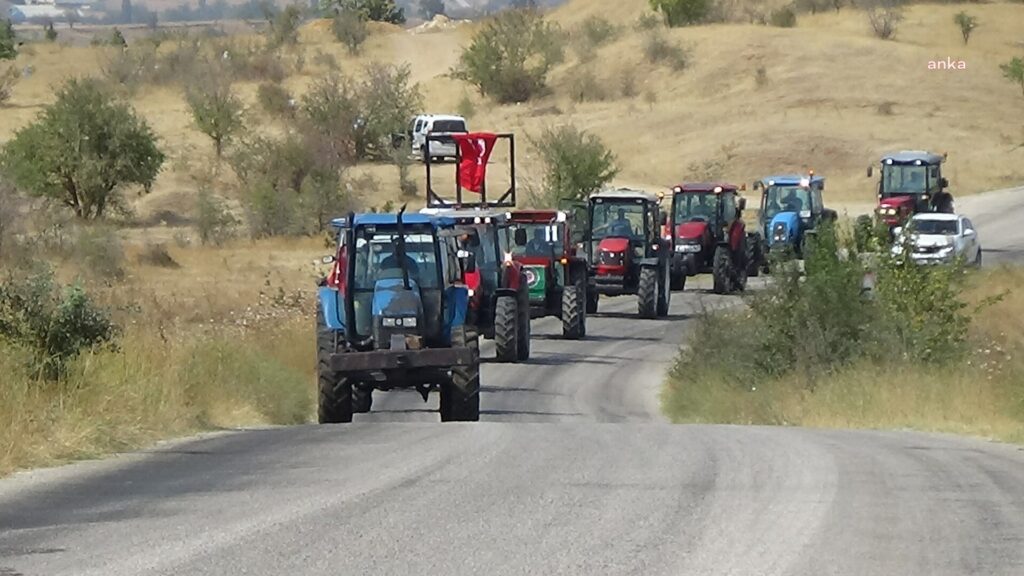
[409,114,468,162]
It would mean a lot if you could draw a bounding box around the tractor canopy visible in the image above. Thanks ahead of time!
[875,150,946,200]
[669,183,740,238]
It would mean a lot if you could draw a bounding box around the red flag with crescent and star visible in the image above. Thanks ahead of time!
[452,132,499,194]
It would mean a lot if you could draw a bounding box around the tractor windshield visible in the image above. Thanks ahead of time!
[353,228,441,291]
[881,164,928,196]
[673,192,718,224]
[763,186,812,219]
[591,201,645,240]
[511,222,564,258]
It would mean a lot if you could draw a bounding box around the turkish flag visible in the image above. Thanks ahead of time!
[453,132,499,194]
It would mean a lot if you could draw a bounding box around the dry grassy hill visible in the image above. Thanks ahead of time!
[2,0,1024,225]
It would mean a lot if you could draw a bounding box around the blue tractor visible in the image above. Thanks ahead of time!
[751,172,836,268]
[316,209,480,423]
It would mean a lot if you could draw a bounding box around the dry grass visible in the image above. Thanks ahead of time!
[662,266,1024,444]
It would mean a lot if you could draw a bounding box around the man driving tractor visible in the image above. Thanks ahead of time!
[525,227,550,256]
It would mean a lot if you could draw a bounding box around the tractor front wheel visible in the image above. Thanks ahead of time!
[561,279,586,339]
[712,246,733,295]
[638,266,658,318]
[316,312,353,424]
[494,295,519,363]
[441,327,480,422]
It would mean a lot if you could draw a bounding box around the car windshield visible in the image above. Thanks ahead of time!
[353,228,440,290]
[882,164,928,195]
[511,222,564,257]
[674,192,717,223]
[591,201,646,240]
[912,219,958,235]
[431,119,466,133]
[763,186,812,219]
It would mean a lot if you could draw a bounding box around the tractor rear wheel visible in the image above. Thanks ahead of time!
[352,385,373,414]
[586,287,599,314]
[316,312,353,424]
[561,279,585,339]
[670,268,686,291]
[712,246,733,295]
[494,295,519,363]
[441,326,480,422]
[734,238,748,292]
[657,262,671,317]
[747,237,762,278]
[516,284,531,361]
[638,266,657,318]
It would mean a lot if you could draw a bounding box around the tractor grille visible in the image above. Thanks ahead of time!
[599,251,624,266]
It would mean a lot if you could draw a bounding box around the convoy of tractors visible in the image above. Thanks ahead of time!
[316,131,958,423]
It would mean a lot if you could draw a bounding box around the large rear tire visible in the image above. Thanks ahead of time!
[638,267,657,319]
[494,295,518,363]
[657,262,671,317]
[734,238,748,293]
[441,326,480,422]
[561,279,585,339]
[712,246,733,295]
[316,311,353,424]
[747,237,762,278]
[352,385,372,414]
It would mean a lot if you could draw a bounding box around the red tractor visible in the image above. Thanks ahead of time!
[423,132,530,362]
[667,183,752,294]
[507,209,589,339]
[865,150,954,241]
[583,188,672,319]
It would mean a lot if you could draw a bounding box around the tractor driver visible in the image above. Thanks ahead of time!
[781,188,803,212]
[907,170,925,192]
[691,195,715,220]
[608,208,634,237]
[379,247,420,283]
[525,227,550,256]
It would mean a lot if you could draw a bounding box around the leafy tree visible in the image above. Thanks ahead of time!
[452,9,565,103]
[2,78,164,220]
[355,63,421,159]
[111,27,127,48]
[649,0,710,27]
[531,125,618,207]
[953,12,977,45]
[1,19,17,60]
[1002,57,1024,97]
[419,0,446,19]
[332,9,368,54]
[267,5,303,48]
[185,71,245,159]
[321,0,405,24]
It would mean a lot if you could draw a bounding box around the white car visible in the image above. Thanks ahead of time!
[892,213,982,266]
[409,114,468,162]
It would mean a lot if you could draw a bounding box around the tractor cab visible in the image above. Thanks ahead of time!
[317,210,480,423]
[584,188,672,318]
[752,172,833,258]
[869,150,953,228]
[668,183,752,294]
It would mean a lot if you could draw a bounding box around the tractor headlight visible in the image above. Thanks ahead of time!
[382,317,397,327]
[382,317,417,328]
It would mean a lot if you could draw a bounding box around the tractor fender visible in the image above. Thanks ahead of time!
[494,286,521,300]
[728,221,746,252]
[318,286,345,332]
[638,257,661,268]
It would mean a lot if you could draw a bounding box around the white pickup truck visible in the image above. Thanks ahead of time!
[409,114,468,163]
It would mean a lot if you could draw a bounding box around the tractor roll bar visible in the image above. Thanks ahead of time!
[425,132,517,209]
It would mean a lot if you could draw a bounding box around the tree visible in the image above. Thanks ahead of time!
[185,71,245,159]
[531,125,618,207]
[332,9,368,54]
[1,19,17,61]
[419,0,445,19]
[953,12,977,46]
[111,27,127,48]
[649,0,710,27]
[452,9,565,103]
[354,63,422,159]
[44,21,58,42]
[1001,57,1024,97]
[268,5,303,48]
[1,78,164,220]
[865,0,903,40]
[321,0,405,24]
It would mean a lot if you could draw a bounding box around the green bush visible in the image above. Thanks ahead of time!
[267,5,302,48]
[332,9,368,54]
[769,7,797,28]
[953,12,977,45]
[322,0,404,24]
[2,78,164,220]
[0,19,16,60]
[256,82,295,118]
[0,267,118,380]
[649,0,710,27]
[643,29,689,71]
[195,187,238,245]
[185,67,245,158]
[452,9,565,104]
[45,22,58,42]
[530,125,618,207]
[1001,57,1024,97]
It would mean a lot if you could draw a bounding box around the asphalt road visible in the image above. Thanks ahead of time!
[2,190,1024,576]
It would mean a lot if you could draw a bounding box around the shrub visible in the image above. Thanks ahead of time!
[452,9,565,104]
[769,7,797,28]
[1000,57,1024,97]
[257,82,295,118]
[530,125,618,207]
[44,22,58,42]
[567,65,607,103]
[0,65,18,106]
[620,66,638,98]
[643,29,689,71]
[0,267,118,380]
[195,187,238,245]
[0,19,16,60]
[185,67,245,158]
[865,0,903,40]
[332,9,368,54]
[953,12,977,45]
[573,15,618,59]
[634,12,662,31]
[649,0,710,27]
[2,78,164,220]
[322,0,405,24]
[137,243,179,268]
[267,5,302,48]
[111,28,127,48]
